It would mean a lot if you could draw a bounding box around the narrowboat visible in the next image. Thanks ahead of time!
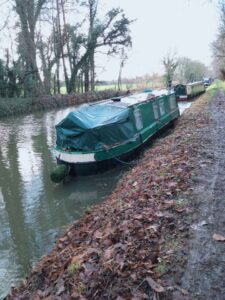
[186,81,205,97]
[174,84,187,101]
[203,77,212,87]
[174,81,205,101]
[51,90,179,181]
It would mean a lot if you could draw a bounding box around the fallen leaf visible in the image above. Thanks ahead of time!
[164,200,176,206]
[145,277,165,293]
[94,230,103,239]
[103,247,114,261]
[71,253,86,264]
[58,236,68,243]
[147,224,159,233]
[175,207,186,213]
[213,233,225,241]
[167,182,177,188]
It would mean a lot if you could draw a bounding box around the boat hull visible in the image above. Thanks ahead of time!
[53,91,180,177]
[55,112,179,176]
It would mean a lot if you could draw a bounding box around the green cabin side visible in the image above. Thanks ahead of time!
[94,92,179,161]
[131,92,179,141]
[186,82,205,96]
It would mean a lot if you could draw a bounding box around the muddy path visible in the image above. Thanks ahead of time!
[176,90,225,300]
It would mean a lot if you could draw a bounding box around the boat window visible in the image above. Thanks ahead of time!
[159,99,165,116]
[134,108,143,130]
[169,95,177,110]
[153,103,159,119]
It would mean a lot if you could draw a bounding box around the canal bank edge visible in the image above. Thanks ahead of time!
[0,90,127,119]
[8,91,213,299]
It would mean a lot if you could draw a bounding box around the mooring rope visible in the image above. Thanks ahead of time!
[111,155,137,166]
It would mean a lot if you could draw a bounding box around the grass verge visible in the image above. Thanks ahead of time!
[0,90,126,119]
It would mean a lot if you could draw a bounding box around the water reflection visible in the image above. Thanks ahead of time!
[178,101,192,114]
[0,107,124,299]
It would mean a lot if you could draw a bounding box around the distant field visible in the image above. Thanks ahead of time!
[95,84,136,91]
[60,82,165,94]
[60,84,135,93]
[60,86,67,94]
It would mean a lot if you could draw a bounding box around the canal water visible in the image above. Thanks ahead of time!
[178,101,192,114]
[0,101,191,298]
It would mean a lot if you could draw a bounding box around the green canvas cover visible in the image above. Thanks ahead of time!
[56,103,137,151]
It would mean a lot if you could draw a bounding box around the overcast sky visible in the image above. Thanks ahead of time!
[95,0,219,81]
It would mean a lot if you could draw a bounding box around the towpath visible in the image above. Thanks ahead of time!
[174,89,225,300]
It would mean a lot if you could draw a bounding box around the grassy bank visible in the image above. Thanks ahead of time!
[0,90,126,119]
[0,97,33,118]
[8,90,212,299]
[207,79,225,97]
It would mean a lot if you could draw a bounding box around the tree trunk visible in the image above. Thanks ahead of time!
[61,0,73,75]
[56,0,69,93]
[53,74,56,94]
[84,59,90,92]
[38,38,52,94]
[15,0,46,96]
[117,62,123,91]
[68,51,90,93]
[90,50,95,91]
[56,61,60,94]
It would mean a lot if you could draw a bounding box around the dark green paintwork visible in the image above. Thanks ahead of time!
[94,92,179,161]
[55,92,179,165]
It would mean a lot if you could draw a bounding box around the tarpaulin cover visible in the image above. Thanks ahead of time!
[56,103,137,151]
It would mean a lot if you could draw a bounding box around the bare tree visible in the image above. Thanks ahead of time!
[0,0,133,96]
[117,48,127,91]
[56,0,69,92]
[212,2,225,78]
[163,52,178,88]
[175,57,208,83]
[67,5,133,93]
[14,0,48,95]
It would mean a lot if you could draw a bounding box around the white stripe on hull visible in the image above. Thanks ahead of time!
[54,150,95,163]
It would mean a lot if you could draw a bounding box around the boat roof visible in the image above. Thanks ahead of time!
[119,90,170,106]
[94,89,173,108]
[55,89,174,151]
[186,81,204,87]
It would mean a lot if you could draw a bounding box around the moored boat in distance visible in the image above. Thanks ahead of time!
[174,81,205,101]
[52,89,179,180]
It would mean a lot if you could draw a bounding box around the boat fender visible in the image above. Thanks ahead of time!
[50,164,70,183]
